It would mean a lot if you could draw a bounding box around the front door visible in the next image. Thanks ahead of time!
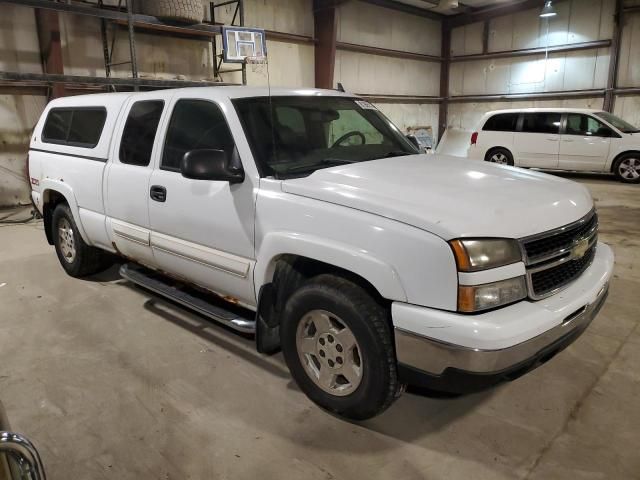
[559,113,612,171]
[148,97,257,308]
[105,97,165,266]
[515,112,561,168]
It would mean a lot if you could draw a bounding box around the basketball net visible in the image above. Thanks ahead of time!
[245,55,268,75]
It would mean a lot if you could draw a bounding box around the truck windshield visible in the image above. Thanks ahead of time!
[594,111,640,133]
[233,96,417,178]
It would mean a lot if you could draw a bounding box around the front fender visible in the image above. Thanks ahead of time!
[40,179,91,244]
[254,232,408,302]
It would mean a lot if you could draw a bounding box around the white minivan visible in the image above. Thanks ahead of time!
[468,108,640,183]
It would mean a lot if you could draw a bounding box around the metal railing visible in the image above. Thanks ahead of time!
[0,402,47,480]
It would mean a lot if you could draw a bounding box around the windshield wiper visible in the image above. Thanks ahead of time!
[374,150,414,159]
[283,157,360,174]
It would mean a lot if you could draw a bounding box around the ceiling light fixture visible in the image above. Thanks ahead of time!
[540,1,557,18]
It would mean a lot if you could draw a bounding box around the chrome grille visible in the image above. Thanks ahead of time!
[520,210,598,300]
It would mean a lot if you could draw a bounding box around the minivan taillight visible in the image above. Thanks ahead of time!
[471,132,479,145]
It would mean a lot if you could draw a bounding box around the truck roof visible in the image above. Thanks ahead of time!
[46,86,355,107]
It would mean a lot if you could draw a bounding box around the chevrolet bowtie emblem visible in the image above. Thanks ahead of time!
[571,238,590,260]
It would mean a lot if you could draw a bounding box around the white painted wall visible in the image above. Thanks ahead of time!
[335,1,441,139]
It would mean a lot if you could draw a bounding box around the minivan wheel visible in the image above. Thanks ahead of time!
[486,148,514,166]
[281,274,401,420]
[613,154,640,183]
[52,204,113,277]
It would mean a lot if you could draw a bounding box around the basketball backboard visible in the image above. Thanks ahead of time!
[222,26,267,63]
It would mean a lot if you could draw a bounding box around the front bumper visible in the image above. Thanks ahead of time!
[393,242,614,392]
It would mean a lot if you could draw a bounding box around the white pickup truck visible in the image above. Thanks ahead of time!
[28,87,614,420]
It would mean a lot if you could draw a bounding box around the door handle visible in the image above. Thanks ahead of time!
[150,185,167,202]
[563,139,574,142]
[546,138,558,141]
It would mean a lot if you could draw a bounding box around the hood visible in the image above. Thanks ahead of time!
[281,155,594,240]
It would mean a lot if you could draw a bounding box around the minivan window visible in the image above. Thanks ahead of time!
[565,114,612,137]
[521,113,561,134]
[162,99,235,171]
[119,100,164,166]
[42,107,107,148]
[483,113,518,132]
[594,111,640,134]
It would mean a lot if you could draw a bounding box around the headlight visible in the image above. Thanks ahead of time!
[458,276,527,313]
[450,238,522,272]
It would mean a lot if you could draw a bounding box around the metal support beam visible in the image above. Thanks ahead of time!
[314,1,338,89]
[360,0,442,20]
[438,25,451,144]
[336,42,442,62]
[604,0,623,112]
[451,39,612,63]
[482,20,489,54]
[34,7,65,98]
[449,89,606,103]
[125,0,138,89]
[446,0,546,29]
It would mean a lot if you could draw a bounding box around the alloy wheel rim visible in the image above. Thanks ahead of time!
[490,153,508,164]
[619,158,640,180]
[58,218,76,263]
[295,310,363,397]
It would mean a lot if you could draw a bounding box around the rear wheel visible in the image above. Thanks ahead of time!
[485,148,514,166]
[281,274,402,420]
[613,154,640,183]
[52,204,113,277]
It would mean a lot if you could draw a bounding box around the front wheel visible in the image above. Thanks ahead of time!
[485,148,514,166]
[613,154,640,183]
[281,275,402,420]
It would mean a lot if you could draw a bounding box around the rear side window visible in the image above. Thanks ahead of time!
[119,100,164,166]
[42,107,107,148]
[483,113,518,132]
[521,113,561,134]
[162,99,235,171]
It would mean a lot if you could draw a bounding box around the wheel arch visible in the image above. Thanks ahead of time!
[610,150,640,173]
[40,181,88,245]
[484,146,513,162]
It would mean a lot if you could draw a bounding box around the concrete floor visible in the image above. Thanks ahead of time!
[1,174,639,480]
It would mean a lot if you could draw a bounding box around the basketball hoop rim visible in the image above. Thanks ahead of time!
[244,55,268,64]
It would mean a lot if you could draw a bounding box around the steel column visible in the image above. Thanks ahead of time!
[34,8,65,98]
[314,1,338,90]
[604,0,623,112]
[438,25,451,144]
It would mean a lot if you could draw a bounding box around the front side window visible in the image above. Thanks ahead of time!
[483,113,518,132]
[42,107,106,148]
[119,100,164,166]
[162,99,235,171]
[594,111,639,134]
[233,96,416,178]
[521,113,561,134]
[565,114,612,137]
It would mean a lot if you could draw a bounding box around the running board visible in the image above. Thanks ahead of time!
[119,263,256,334]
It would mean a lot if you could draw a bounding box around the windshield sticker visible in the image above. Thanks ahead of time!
[355,100,377,110]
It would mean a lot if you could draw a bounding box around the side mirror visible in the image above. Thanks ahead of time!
[180,149,244,184]
[406,134,420,151]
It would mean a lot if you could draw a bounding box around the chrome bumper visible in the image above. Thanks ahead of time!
[395,283,609,376]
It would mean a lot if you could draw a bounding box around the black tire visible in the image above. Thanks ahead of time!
[485,147,514,166]
[137,0,203,23]
[281,274,402,420]
[52,203,113,278]
[612,153,640,184]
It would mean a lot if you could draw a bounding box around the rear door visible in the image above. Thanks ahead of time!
[515,112,561,168]
[104,95,166,266]
[559,113,612,171]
